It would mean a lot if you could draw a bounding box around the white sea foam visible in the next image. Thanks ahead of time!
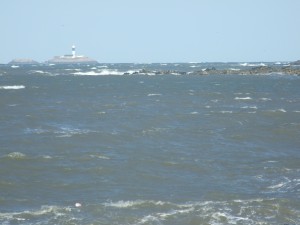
[268,182,285,189]
[73,69,123,76]
[240,63,266,67]
[55,127,93,137]
[89,154,110,160]
[25,126,94,137]
[268,109,287,113]
[5,152,27,159]
[147,93,162,96]
[235,97,252,100]
[241,105,257,109]
[30,70,47,74]
[190,111,199,114]
[260,97,272,101]
[220,111,233,114]
[100,199,300,224]
[104,200,146,208]
[0,85,25,90]
[0,205,73,223]
[11,65,19,68]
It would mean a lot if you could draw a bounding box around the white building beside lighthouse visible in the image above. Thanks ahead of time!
[46,45,98,64]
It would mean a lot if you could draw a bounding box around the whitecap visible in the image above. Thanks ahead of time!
[5,152,26,159]
[260,97,272,101]
[42,155,53,159]
[268,109,287,113]
[190,111,199,114]
[0,205,73,223]
[147,93,162,96]
[104,200,145,208]
[220,111,233,114]
[241,106,257,109]
[89,154,110,160]
[11,65,19,68]
[240,63,266,67]
[24,128,47,134]
[73,69,123,76]
[0,85,25,90]
[268,182,285,189]
[235,97,252,100]
[55,127,92,137]
[30,70,47,74]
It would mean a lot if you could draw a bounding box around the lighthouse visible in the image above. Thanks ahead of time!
[72,45,76,58]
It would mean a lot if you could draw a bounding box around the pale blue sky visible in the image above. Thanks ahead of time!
[1,0,299,63]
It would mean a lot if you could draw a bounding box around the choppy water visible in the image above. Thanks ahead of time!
[0,63,300,224]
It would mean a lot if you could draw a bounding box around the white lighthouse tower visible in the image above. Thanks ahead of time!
[72,45,76,58]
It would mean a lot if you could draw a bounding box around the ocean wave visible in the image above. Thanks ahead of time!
[0,85,25,90]
[240,63,267,67]
[73,69,123,76]
[267,109,287,113]
[4,152,27,160]
[28,70,49,75]
[24,126,95,137]
[266,177,300,193]
[241,105,258,109]
[220,111,233,114]
[103,199,299,225]
[1,152,53,161]
[1,199,298,224]
[147,93,162,96]
[89,154,110,160]
[235,97,252,100]
[260,97,272,101]
[0,205,74,224]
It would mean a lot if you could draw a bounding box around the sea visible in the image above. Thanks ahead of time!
[0,62,299,225]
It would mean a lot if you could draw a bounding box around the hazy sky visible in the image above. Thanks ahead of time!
[1,0,300,63]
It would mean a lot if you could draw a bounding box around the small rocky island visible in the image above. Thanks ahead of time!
[8,58,39,65]
[46,45,98,65]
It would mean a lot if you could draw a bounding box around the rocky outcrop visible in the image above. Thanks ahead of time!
[122,66,300,76]
[291,60,300,65]
[8,59,39,65]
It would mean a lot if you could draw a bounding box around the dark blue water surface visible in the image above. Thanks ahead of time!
[0,64,299,224]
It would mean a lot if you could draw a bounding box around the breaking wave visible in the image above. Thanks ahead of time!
[24,125,96,137]
[235,97,252,100]
[0,85,25,90]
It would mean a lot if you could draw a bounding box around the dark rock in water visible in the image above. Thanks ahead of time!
[291,60,300,65]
